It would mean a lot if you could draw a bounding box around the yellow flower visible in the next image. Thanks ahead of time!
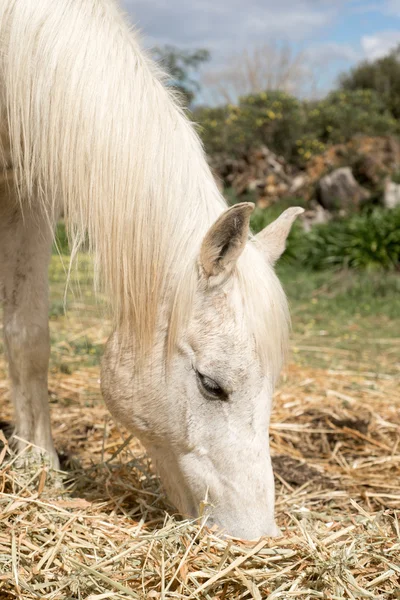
[267,110,276,120]
[256,118,264,127]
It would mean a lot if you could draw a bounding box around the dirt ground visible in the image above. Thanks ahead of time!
[0,258,399,599]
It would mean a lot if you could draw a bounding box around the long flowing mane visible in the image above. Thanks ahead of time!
[0,0,289,381]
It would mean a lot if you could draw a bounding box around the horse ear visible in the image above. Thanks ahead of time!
[199,202,254,284]
[255,207,304,265]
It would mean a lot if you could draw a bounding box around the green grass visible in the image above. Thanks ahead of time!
[47,254,108,375]
[278,265,400,373]
[46,252,399,379]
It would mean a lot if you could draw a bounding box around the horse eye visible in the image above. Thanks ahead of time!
[196,371,227,401]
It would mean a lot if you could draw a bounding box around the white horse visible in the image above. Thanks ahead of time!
[0,0,303,539]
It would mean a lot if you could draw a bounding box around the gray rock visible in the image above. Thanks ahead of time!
[301,205,332,233]
[383,180,400,209]
[289,174,309,195]
[317,167,370,212]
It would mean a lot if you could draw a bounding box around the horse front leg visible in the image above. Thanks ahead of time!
[0,195,59,468]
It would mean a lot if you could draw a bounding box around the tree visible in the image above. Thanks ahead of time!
[339,45,400,119]
[151,45,210,105]
[202,42,313,105]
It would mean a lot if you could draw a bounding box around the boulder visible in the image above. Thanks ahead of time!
[301,205,332,233]
[289,174,309,195]
[383,180,400,209]
[317,167,370,212]
[209,135,400,210]
[209,145,296,206]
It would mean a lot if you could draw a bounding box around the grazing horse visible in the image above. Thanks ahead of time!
[0,0,303,539]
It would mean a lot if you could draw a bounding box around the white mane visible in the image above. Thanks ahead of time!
[0,0,289,380]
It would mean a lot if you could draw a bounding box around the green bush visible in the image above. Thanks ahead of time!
[339,45,400,120]
[303,206,400,271]
[194,105,231,155]
[303,90,398,147]
[195,88,399,167]
[195,90,304,160]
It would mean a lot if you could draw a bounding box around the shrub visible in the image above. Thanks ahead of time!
[300,206,400,271]
[292,136,326,167]
[303,90,398,147]
[194,105,228,155]
[195,91,304,161]
[195,89,399,168]
[235,91,304,159]
[339,45,400,120]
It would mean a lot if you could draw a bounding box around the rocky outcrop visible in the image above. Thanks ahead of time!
[301,205,332,233]
[210,146,297,207]
[209,135,400,213]
[384,180,400,209]
[305,135,400,190]
[317,168,370,212]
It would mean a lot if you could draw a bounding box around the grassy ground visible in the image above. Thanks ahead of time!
[45,257,400,378]
[0,255,395,387]
[0,253,399,598]
[278,265,400,374]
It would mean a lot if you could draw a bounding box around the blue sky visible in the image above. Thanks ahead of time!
[122,0,400,99]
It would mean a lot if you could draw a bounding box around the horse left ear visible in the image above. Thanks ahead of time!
[199,202,254,284]
[255,207,304,265]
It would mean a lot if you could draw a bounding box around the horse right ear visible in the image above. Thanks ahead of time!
[255,207,304,265]
[199,203,254,287]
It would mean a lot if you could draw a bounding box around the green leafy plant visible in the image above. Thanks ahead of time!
[195,88,398,167]
[340,45,400,120]
[303,90,398,148]
[300,206,400,271]
[194,90,305,160]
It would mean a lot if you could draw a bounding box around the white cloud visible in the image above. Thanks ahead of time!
[308,42,360,64]
[122,0,338,57]
[349,2,386,14]
[361,31,400,59]
[120,0,363,99]
[384,0,400,16]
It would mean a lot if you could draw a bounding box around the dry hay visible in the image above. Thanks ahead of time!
[0,358,399,599]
